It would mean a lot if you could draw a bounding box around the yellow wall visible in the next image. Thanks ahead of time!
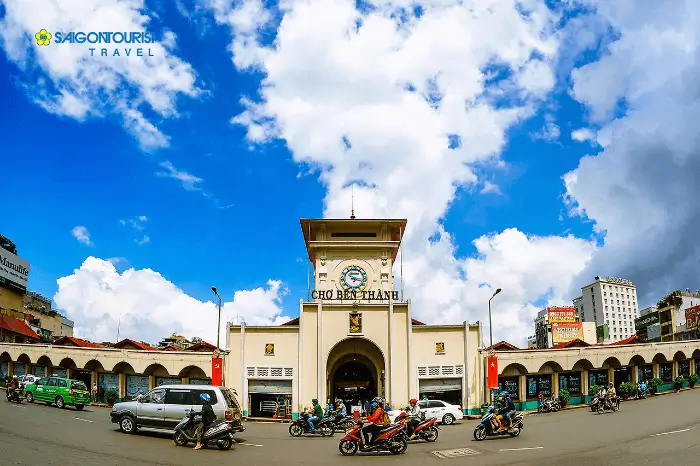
[0,287,23,312]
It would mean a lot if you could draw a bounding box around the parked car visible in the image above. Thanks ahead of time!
[110,384,245,435]
[23,376,91,410]
[389,400,463,425]
[17,374,41,387]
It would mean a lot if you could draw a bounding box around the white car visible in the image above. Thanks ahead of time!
[389,399,463,425]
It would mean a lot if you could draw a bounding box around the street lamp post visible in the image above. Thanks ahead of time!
[488,288,502,403]
[211,286,222,350]
[488,288,502,349]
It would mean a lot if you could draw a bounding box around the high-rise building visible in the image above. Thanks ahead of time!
[579,276,639,343]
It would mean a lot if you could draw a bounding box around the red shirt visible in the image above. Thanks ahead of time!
[366,407,385,425]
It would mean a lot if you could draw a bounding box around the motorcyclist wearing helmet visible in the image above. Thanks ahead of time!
[406,398,421,440]
[498,391,516,430]
[334,398,347,422]
[361,397,385,449]
[307,399,323,431]
[193,392,216,450]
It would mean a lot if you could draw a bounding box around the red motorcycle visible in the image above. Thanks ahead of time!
[338,418,408,456]
[395,412,439,442]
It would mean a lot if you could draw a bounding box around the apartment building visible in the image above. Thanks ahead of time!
[579,276,639,343]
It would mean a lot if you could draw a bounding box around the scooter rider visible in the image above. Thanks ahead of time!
[499,392,516,430]
[334,398,347,422]
[361,397,385,449]
[7,375,19,400]
[406,398,421,440]
[193,392,216,451]
[307,399,324,432]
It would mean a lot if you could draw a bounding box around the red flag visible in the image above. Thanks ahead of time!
[487,357,499,389]
[211,357,223,386]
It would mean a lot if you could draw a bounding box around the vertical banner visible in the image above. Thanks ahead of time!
[211,357,223,386]
[487,357,499,389]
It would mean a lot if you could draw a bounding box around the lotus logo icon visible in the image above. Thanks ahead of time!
[35,29,52,46]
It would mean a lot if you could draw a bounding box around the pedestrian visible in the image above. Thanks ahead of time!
[92,383,98,403]
[364,399,370,416]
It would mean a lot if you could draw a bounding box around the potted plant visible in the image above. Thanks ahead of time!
[105,389,118,406]
[618,382,636,400]
[674,376,684,392]
[558,389,571,408]
[587,384,600,404]
[651,377,663,394]
[689,373,699,388]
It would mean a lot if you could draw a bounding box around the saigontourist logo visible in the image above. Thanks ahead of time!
[33,29,156,57]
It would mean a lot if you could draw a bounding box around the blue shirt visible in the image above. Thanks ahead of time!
[338,404,347,416]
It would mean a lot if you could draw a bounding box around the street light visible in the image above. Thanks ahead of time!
[211,286,222,350]
[488,288,502,350]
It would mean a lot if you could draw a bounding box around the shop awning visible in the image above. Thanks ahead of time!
[419,378,462,393]
[248,379,293,394]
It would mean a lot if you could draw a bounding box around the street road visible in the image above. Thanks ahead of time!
[1,389,699,465]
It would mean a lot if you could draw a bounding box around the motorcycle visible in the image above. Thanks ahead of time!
[288,413,335,437]
[537,395,560,413]
[473,406,523,441]
[6,387,22,404]
[597,396,620,414]
[395,410,439,442]
[331,415,356,431]
[173,410,235,450]
[633,388,648,399]
[590,394,600,412]
[338,419,408,456]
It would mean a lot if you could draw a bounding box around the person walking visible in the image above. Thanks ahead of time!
[92,383,98,403]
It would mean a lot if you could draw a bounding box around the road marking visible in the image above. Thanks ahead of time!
[74,417,93,423]
[500,447,544,452]
[432,448,481,458]
[11,405,26,408]
[240,443,264,447]
[651,428,690,437]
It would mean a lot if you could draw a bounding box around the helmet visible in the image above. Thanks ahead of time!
[501,391,510,397]
[372,397,383,405]
[200,392,210,402]
[312,398,318,404]
[12,375,17,379]
[335,398,343,405]
[409,398,417,405]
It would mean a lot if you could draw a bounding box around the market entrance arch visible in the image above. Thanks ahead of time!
[327,338,385,408]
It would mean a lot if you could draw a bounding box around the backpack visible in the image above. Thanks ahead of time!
[382,411,391,426]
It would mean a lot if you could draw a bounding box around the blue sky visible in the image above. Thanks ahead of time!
[1,0,697,345]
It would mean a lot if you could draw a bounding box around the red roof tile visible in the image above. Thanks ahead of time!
[551,338,591,349]
[486,341,520,351]
[186,341,218,352]
[0,315,39,340]
[114,338,158,351]
[53,336,102,348]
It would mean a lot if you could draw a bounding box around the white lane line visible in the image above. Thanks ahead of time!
[651,428,690,437]
[74,417,93,423]
[11,405,26,408]
[240,443,264,447]
[500,447,544,452]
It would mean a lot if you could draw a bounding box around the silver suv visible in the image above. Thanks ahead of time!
[110,385,244,435]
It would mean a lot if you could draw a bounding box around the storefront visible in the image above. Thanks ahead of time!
[126,374,149,398]
[31,365,46,377]
[638,365,653,382]
[51,367,67,378]
[248,379,293,418]
[659,363,673,383]
[526,374,552,399]
[678,360,690,377]
[558,372,582,396]
[98,373,119,403]
[418,378,462,406]
[588,370,608,388]
[12,362,26,376]
[498,377,519,400]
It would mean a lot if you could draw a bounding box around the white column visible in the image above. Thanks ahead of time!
[463,320,469,414]
[388,298,393,405]
[297,299,303,417]
[240,323,247,416]
[317,300,323,401]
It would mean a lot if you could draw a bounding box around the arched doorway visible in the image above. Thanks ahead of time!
[327,338,385,409]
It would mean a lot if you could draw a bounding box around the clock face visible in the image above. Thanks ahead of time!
[340,265,368,291]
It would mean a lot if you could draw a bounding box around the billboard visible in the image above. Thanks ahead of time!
[0,247,30,294]
[685,305,700,331]
[552,322,583,344]
[547,307,576,324]
[646,323,661,341]
[635,312,660,330]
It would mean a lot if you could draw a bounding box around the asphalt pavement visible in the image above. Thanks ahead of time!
[1,389,699,465]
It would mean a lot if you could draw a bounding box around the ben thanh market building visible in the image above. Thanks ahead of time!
[2,216,700,417]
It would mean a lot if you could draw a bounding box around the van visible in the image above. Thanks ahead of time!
[110,384,244,435]
[23,377,91,410]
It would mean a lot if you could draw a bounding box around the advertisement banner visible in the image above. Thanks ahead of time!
[212,357,223,386]
[635,312,660,330]
[487,357,499,389]
[0,247,30,294]
[552,322,583,344]
[685,305,700,331]
[547,307,576,324]
[647,323,661,341]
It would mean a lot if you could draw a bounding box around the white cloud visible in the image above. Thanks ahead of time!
[480,181,501,195]
[71,226,93,246]
[571,128,595,143]
[564,0,700,305]
[136,235,150,246]
[206,0,596,345]
[533,114,561,141]
[54,257,291,344]
[0,0,201,150]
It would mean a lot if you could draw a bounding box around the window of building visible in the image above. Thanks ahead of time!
[589,370,608,387]
[659,363,673,382]
[526,375,552,399]
[638,365,653,382]
[678,360,690,377]
[605,306,608,311]
[498,377,519,400]
[558,372,582,395]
